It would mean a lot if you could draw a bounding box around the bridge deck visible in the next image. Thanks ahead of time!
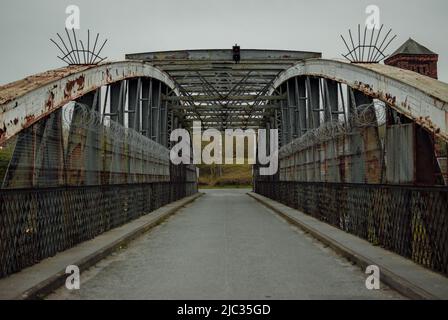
[48,189,401,300]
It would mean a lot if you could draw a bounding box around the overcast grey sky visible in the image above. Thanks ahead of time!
[0,0,447,85]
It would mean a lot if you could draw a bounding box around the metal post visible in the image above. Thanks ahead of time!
[296,77,307,136]
[286,79,296,141]
[141,78,152,138]
[279,85,288,145]
[110,81,125,126]
[81,90,101,185]
[306,77,320,129]
[128,78,141,131]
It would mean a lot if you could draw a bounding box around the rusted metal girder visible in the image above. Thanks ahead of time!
[125,49,321,61]
[2,57,448,144]
[270,59,448,142]
[170,104,280,110]
[150,64,295,72]
[0,61,178,145]
[163,94,286,102]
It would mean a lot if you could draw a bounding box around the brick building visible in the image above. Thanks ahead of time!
[384,38,438,79]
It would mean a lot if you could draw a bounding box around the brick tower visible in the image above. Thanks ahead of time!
[384,38,438,79]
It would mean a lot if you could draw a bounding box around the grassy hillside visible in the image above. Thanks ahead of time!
[197,133,253,188]
[198,163,252,188]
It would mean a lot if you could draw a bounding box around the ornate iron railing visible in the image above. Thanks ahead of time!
[254,181,448,276]
[0,181,197,278]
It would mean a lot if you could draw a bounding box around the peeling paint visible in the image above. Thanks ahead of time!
[0,61,178,145]
[0,124,5,140]
[106,69,112,83]
[64,75,85,99]
[24,115,35,127]
[45,91,55,110]
[272,60,448,143]
[446,111,448,129]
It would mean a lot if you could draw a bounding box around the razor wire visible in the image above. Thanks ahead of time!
[279,102,386,158]
[63,103,170,163]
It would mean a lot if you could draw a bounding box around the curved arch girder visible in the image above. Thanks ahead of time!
[269,59,448,141]
[0,61,179,144]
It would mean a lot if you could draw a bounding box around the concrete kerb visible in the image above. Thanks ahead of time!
[247,192,442,300]
[9,192,204,300]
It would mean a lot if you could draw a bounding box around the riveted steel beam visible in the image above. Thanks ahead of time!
[270,59,448,142]
[125,49,321,62]
[0,62,178,145]
[163,94,286,102]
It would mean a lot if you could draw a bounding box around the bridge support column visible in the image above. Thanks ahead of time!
[65,90,102,185]
[2,110,65,188]
[160,85,169,147]
[322,79,341,182]
[128,79,142,183]
[296,77,307,136]
[110,81,126,126]
[279,86,289,146]
[150,81,162,144]
[347,89,382,184]
[305,77,321,181]
[141,78,152,140]
[109,81,128,184]
[286,79,298,141]
[386,116,444,185]
[306,77,320,130]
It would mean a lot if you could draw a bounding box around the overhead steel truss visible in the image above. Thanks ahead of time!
[125,49,321,129]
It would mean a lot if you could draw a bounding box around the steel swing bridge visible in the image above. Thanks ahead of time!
[0,43,448,285]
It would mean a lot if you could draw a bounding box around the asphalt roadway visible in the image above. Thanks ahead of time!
[48,189,403,300]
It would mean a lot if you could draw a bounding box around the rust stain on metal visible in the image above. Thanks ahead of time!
[64,75,85,99]
[446,112,448,129]
[24,115,35,127]
[354,81,398,107]
[0,65,90,105]
[106,69,113,83]
[0,123,6,140]
[305,70,448,142]
[45,91,55,110]
[385,93,397,105]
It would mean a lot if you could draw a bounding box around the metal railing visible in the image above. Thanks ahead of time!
[0,181,197,278]
[254,181,448,276]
